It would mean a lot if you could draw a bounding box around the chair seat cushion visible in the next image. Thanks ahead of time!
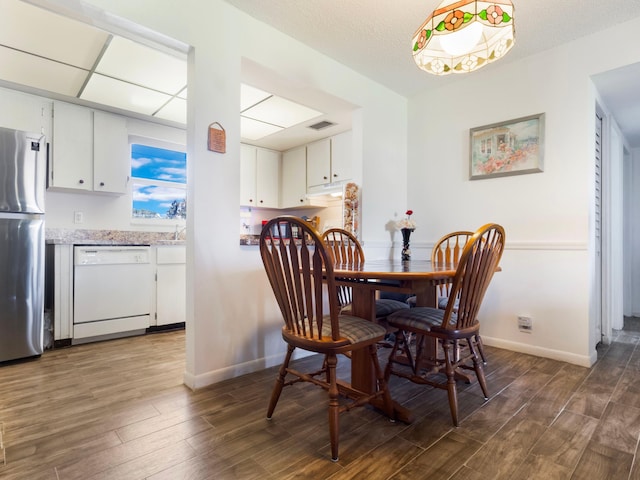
[321,314,388,344]
[387,307,457,331]
[438,296,449,310]
[375,298,410,318]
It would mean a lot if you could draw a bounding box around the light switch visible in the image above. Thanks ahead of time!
[74,211,84,224]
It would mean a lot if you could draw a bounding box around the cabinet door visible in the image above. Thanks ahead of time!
[256,148,280,208]
[281,146,307,208]
[156,246,186,326]
[240,144,257,206]
[51,101,93,191]
[306,138,331,188]
[93,111,129,194]
[330,130,352,182]
[156,264,186,326]
[0,87,51,139]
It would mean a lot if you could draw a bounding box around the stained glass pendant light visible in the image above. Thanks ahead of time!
[412,0,515,75]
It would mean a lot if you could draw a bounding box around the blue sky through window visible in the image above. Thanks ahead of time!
[131,144,187,219]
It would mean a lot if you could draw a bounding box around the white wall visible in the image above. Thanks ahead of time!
[407,17,640,366]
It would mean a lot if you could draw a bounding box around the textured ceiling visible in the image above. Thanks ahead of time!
[223,0,640,147]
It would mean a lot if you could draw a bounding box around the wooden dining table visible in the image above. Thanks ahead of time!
[333,258,457,423]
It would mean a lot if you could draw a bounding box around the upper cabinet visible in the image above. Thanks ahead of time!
[281,146,308,208]
[329,131,353,184]
[50,101,129,194]
[306,131,352,189]
[240,144,281,208]
[0,87,51,139]
[306,138,331,188]
[93,111,129,194]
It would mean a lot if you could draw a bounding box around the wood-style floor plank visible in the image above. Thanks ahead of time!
[3,326,640,479]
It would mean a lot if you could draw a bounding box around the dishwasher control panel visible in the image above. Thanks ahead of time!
[74,246,151,265]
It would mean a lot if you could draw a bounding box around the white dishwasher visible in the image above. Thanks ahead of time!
[73,246,152,343]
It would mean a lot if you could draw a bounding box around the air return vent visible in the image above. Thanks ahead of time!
[308,120,335,130]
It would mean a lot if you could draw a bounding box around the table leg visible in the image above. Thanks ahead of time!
[350,286,414,423]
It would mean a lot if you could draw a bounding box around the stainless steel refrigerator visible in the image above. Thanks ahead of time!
[0,126,46,362]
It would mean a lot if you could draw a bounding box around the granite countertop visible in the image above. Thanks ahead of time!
[46,228,185,246]
[240,234,260,246]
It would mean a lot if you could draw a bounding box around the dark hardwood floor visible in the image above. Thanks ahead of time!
[1,326,640,479]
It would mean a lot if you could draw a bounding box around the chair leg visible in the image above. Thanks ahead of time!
[475,333,487,364]
[442,341,459,427]
[385,329,413,381]
[326,353,340,462]
[369,344,395,420]
[469,341,489,400]
[267,344,294,419]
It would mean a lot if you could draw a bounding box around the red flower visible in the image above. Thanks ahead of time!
[406,210,413,216]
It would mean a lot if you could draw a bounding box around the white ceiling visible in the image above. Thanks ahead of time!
[223,0,640,147]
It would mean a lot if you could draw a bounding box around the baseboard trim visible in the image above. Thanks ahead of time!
[183,349,314,390]
[483,336,596,367]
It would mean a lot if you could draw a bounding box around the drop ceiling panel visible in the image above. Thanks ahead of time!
[0,0,110,70]
[96,36,187,95]
[241,116,284,140]
[0,46,88,96]
[241,84,271,111]
[154,97,187,124]
[81,73,172,115]
[242,95,322,128]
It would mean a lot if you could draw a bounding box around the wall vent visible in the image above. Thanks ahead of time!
[308,120,335,130]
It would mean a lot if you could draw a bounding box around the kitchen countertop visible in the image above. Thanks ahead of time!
[46,228,185,246]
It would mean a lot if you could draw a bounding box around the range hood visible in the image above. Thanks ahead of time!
[306,182,345,198]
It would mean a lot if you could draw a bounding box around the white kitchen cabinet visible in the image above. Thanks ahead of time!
[155,246,186,326]
[93,111,129,194]
[240,144,281,208]
[51,101,93,191]
[0,87,51,139]
[50,101,129,194]
[306,137,331,188]
[280,146,308,208]
[329,130,353,183]
[306,131,352,189]
[240,144,258,206]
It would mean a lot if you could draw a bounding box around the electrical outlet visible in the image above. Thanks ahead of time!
[518,315,532,333]
[74,211,84,224]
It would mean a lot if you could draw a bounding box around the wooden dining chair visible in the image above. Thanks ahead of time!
[260,216,394,462]
[322,228,410,324]
[385,223,505,427]
[431,230,487,364]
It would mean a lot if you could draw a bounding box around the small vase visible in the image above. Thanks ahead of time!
[401,228,414,261]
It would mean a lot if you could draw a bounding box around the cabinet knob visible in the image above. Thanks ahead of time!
[299,199,304,203]
[79,179,84,184]
[333,174,338,178]
[249,199,253,203]
[259,200,264,204]
[99,182,105,187]
[323,176,328,180]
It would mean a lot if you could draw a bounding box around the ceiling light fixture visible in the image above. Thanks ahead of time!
[412,0,515,75]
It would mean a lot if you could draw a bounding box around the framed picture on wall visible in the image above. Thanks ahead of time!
[469,113,545,180]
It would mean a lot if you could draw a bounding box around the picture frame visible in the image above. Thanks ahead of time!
[469,113,545,180]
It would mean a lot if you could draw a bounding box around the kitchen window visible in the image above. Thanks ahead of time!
[130,140,186,221]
